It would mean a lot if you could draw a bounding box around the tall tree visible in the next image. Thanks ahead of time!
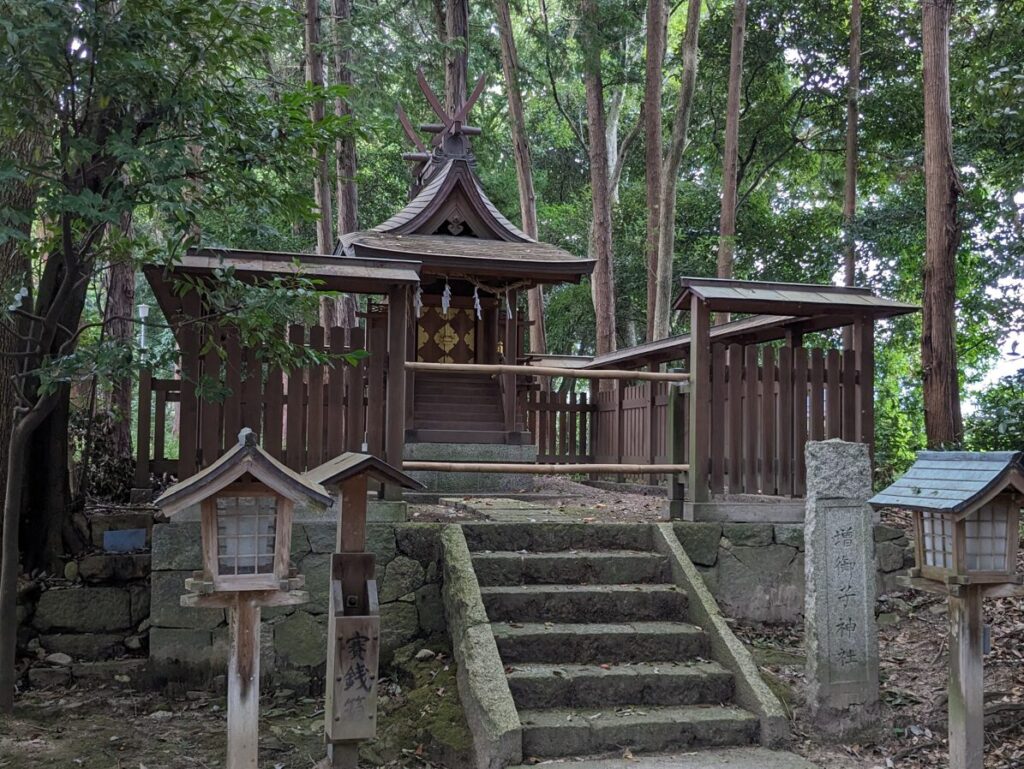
[104,231,136,464]
[495,0,547,355]
[643,0,666,340]
[333,0,358,237]
[580,0,618,357]
[842,0,861,290]
[652,0,701,340]
[445,0,469,114]
[841,0,862,351]
[715,0,748,322]
[921,0,964,446]
[305,0,334,254]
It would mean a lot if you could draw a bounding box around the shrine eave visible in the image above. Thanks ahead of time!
[144,248,421,322]
[340,232,594,284]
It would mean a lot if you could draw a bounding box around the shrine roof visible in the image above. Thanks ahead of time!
[674,278,918,318]
[869,451,1024,515]
[156,428,333,516]
[305,452,425,490]
[336,159,592,284]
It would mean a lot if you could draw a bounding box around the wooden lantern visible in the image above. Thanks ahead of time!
[305,452,424,768]
[156,428,333,769]
[870,450,1023,587]
[870,450,1024,769]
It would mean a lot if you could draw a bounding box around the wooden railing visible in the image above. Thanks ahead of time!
[135,323,386,485]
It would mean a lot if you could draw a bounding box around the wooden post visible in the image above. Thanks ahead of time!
[227,595,261,769]
[667,369,687,519]
[687,295,711,506]
[502,289,518,434]
[385,286,407,501]
[853,314,875,455]
[338,475,369,553]
[948,585,984,769]
[134,370,153,490]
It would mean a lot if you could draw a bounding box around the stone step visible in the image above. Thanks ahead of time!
[463,523,655,554]
[507,661,734,709]
[492,622,708,664]
[415,419,507,431]
[506,747,821,769]
[481,584,687,623]
[473,551,670,586]
[518,704,759,758]
[409,429,513,444]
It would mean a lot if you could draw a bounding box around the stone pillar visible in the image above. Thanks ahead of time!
[804,439,880,736]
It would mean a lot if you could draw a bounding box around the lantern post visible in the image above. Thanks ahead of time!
[155,429,333,769]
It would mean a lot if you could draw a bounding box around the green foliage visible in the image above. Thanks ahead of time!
[965,369,1024,452]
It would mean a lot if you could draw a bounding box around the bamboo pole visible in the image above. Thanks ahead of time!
[403,461,689,474]
[405,361,689,382]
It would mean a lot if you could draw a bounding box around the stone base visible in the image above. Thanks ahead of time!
[368,499,409,523]
[405,442,538,493]
[684,495,806,523]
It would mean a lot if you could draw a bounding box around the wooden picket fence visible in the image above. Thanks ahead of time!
[135,320,387,485]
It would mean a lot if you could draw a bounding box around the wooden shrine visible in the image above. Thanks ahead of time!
[154,428,333,769]
[305,453,424,768]
[871,451,1024,769]
[336,72,593,446]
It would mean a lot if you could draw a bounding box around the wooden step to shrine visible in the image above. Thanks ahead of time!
[465,522,760,761]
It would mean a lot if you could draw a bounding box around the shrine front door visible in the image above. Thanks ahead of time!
[416,305,476,364]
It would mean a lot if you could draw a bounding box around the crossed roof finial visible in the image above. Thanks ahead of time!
[396,69,487,177]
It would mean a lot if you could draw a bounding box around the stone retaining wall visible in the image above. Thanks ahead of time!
[674,522,913,624]
[149,520,446,693]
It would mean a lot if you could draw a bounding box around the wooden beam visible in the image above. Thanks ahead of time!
[405,361,690,382]
[687,295,711,503]
[226,595,261,769]
[385,286,408,501]
[338,475,369,553]
[402,461,688,474]
[948,585,984,769]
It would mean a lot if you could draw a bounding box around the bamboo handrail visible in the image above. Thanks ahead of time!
[403,461,689,474]
[405,361,690,382]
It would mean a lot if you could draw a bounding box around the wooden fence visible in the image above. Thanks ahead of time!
[135,322,386,486]
[519,341,870,498]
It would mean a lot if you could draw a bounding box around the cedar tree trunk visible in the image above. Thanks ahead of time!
[644,0,666,341]
[581,0,617,359]
[652,0,701,341]
[715,0,747,323]
[921,0,963,447]
[305,0,334,254]
[495,0,547,355]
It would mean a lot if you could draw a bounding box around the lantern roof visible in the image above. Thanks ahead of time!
[869,450,1024,516]
[305,452,425,490]
[155,428,334,516]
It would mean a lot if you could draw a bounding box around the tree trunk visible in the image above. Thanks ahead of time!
[841,0,862,350]
[445,0,469,115]
[921,0,963,447]
[495,0,546,356]
[652,0,701,341]
[333,0,358,237]
[715,0,747,323]
[0,133,40,558]
[305,0,334,254]
[105,239,135,462]
[644,0,666,341]
[581,0,617,359]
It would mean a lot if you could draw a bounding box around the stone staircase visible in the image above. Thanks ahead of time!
[463,523,759,760]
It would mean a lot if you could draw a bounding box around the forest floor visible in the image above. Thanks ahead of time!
[3,488,1022,768]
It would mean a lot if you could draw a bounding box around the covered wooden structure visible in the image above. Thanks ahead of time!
[521,278,917,519]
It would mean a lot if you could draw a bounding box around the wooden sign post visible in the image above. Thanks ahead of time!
[155,430,334,769]
[306,453,424,769]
